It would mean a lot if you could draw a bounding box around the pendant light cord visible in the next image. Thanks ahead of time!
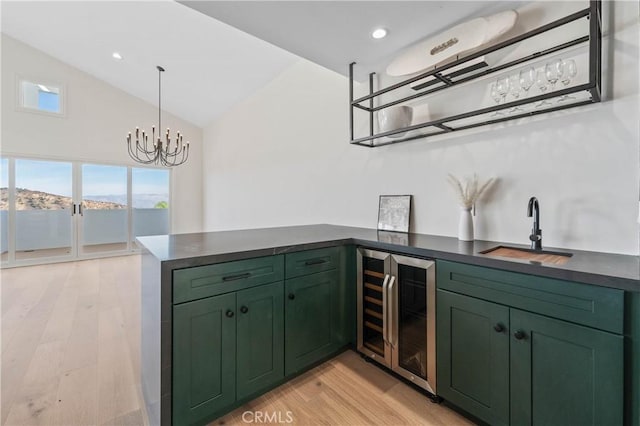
[157,65,164,141]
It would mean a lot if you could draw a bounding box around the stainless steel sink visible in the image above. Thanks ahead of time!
[480,245,573,265]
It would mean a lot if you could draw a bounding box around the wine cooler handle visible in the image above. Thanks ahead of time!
[381,274,390,345]
[387,275,397,347]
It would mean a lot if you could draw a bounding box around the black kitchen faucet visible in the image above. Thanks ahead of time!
[527,197,542,250]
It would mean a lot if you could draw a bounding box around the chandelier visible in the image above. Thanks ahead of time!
[127,66,189,167]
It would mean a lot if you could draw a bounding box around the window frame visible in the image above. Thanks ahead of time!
[16,74,66,117]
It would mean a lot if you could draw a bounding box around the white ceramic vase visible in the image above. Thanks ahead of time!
[458,207,474,241]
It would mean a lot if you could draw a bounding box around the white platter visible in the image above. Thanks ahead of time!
[386,10,518,77]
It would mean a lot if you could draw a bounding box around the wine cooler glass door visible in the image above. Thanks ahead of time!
[390,255,436,394]
[357,248,392,367]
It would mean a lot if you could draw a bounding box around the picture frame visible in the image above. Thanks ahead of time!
[377,230,409,246]
[377,195,412,233]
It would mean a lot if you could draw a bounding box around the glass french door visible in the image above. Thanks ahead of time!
[1,158,8,262]
[0,156,170,266]
[132,167,170,246]
[14,158,75,261]
[79,164,129,255]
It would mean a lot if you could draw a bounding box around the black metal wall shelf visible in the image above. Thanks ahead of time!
[349,0,602,148]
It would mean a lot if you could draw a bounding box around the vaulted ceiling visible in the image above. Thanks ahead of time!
[1,0,297,127]
[2,1,531,127]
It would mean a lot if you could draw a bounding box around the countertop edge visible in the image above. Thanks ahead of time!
[350,238,639,292]
[139,230,639,292]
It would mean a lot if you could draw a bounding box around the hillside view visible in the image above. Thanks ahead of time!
[0,188,168,210]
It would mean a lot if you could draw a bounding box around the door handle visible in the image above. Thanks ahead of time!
[72,204,76,216]
[381,274,390,345]
[387,275,396,347]
[78,204,83,216]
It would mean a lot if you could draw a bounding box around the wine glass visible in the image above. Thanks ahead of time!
[508,75,523,112]
[545,59,563,92]
[519,66,535,101]
[535,70,552,108]
[489,83,504,116]
[496,76,510,112]
[558,59,578,102]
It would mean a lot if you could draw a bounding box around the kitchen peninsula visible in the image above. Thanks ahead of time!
[138,224,640,426]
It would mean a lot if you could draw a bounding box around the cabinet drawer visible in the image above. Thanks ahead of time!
[437,260,623,334]
[173,255,284,304]
[285,247,339,279]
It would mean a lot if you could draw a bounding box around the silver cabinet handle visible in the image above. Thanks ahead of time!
[387,275,396,347]
[381,274,390,345]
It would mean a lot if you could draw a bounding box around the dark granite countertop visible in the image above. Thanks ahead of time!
[136,224,640,292]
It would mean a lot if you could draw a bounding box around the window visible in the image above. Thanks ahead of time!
[1,156,171,266]
[132,167,170,239]
[18,78,64,115]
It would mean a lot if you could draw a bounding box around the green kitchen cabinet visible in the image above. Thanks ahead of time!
[173,281,284,426]
[236,281,284,400]
[437,259,625,426]
[282,246,353,376]
[171,247,351,425]
[510,309,623,426]
[173,292,236,426]
[284,269,341,375]
[438,289,623,426]
[437,290,510,426]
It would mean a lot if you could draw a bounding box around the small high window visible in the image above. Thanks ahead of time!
[18,79,64,115]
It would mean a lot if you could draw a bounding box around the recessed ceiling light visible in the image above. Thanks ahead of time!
[371,28,388,39]
[112,52,123,60]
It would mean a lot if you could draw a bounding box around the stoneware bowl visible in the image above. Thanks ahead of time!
[378,106,413,138]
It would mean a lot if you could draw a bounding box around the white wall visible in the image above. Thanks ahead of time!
[1,34,203,234]
[203,1,639,255]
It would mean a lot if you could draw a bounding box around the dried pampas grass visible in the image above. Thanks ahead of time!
[447,173,494,209]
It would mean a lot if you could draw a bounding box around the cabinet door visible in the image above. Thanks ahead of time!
[173,293,236,426]
[437,290,510,426]
[510,309,623,426]
[285,270,339,375]
[236,281,284,400]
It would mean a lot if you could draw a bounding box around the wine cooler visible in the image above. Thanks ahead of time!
[356,248,436,394]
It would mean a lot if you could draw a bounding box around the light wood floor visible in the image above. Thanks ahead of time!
[2,256,473,426]
[1,256,143,425]
[215,350,473,426]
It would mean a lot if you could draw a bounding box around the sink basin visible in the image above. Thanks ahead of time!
[480,245,573,265]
